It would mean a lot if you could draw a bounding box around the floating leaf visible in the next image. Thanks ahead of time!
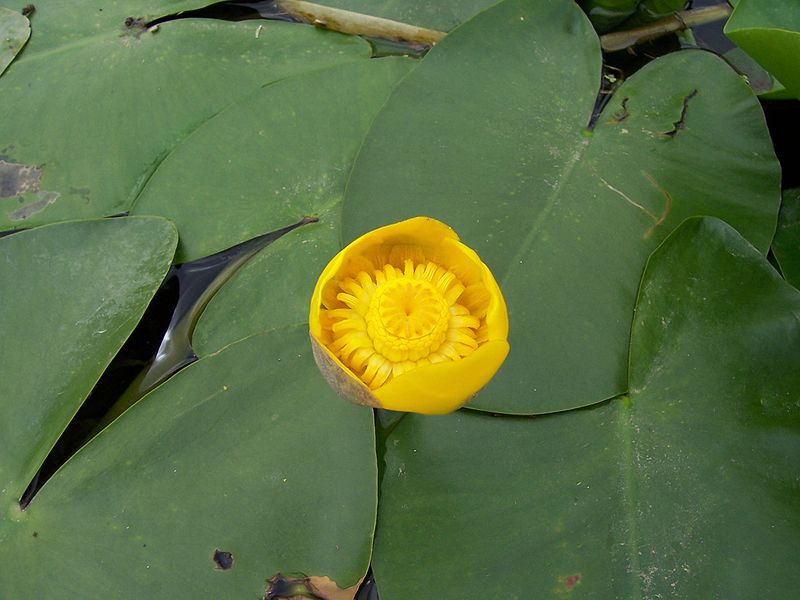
[343,0,780,414]
[725,0,800,99]
[0,326,376,598]
[0,1,370,230]
[372,217,800,598]
[0,217,177,503]
[132,57,412,263]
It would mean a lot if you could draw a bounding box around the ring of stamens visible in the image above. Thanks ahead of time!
[324,258,482,389]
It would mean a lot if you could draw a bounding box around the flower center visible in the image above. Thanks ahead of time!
[369,278,450,362]
[324,258,483,389]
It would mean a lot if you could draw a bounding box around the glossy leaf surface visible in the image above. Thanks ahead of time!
[725,0,800,99]
[344,0,780,414]
[0,326,376,599]
[0,217,177,504]
[372,217,800,598]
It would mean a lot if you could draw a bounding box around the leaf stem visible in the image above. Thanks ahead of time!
[599,4,732,52]
[276,0,445,46]
[275,1,731,53]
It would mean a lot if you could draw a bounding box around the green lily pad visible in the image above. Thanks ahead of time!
[0,326,377,598]
[372,217,800,598]
[772,188,800,288]
[0,2,370,230]
[343,0,780,414]
[132,57,412,263]
[0,217,177,504]
[725,0,800,100]
[0,6,29,77]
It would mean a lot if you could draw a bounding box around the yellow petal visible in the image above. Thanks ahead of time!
[373,340,510,415]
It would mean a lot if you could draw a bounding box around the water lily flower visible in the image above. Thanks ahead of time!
[309,217,509,415]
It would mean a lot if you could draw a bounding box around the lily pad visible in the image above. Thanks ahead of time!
[772,188,800,287]
[371,217,800,598]
[0,1,370,230]
[132,57,412,263]
[0,217,177,505]
[0,6,29,77]
[0,326,377,599]
[343,0,780,414]
[725,0,800,99]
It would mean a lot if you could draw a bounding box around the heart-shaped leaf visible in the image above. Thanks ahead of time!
[343,0,781,414]
[371,217,800,598]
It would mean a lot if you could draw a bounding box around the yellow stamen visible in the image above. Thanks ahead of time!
[321,256,484,389]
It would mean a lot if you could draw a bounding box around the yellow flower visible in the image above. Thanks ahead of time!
[309,217,509,415]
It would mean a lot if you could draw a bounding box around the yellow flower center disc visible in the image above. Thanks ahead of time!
[325,258,483,389]
[369,278,450,362]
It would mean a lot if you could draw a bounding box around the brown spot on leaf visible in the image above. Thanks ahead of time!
[564,573,581,590]
[662,89,698,138]
[265,573,363,600]
[307,575,363,600]
[612,97,630,123]
[124,16,146,29]
[212,549,234,570]
[0,160,42,198]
